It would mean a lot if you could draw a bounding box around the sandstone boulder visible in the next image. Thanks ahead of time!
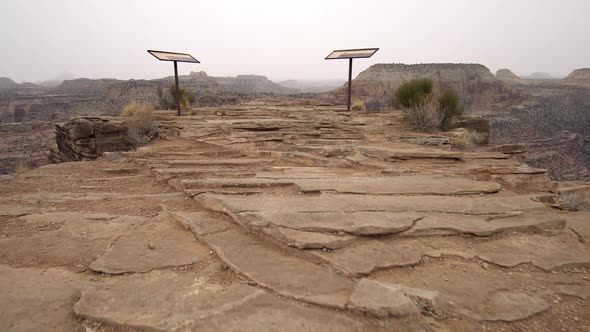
[49,117,134,162]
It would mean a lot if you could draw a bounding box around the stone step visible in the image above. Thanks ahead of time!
[163,158,274,168]
[196,193,565,247]
[165,210,355,309]
[355,146,463,161]
[183,175,501,196]
[165,209,441,319]
[152,168,255,181]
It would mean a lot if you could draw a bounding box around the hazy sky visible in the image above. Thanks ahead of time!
[1,0,589,83]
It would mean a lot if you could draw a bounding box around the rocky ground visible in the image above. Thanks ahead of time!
[1,103,589,331]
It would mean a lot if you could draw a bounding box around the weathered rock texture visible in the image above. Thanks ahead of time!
[49,117,134,162]
[496,69,520,80]
[1,101,589,332]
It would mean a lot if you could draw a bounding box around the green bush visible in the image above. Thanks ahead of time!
[439,89,463,130]
[156,85,195,111]
[394,78,433,108]
[394,78,463,132]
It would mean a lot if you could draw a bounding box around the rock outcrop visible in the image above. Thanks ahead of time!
[49,117,134,162]
[496,69,520,80]
[340,63,520,112]
[566,68,590,80]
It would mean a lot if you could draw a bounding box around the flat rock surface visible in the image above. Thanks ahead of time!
[199,193,547,216]
[375,260,551,322]
[3,106,590,331]
[0,212,143,269]
[0,265,85,331]
[90,213,209,274]
[566,211,590,242]
[189,175,501,195]
[348,279,419,318]
[291,175,501,195]
[202,228,355,308]
[313,238,426,276]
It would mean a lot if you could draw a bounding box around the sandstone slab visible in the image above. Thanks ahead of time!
[459,290,549,322]
[405,210,565,237]
[90,213,209,274]
[313,238,425,276]
[239,211,422,236]
[355,146,462,161]
[348,279,419,318]
[566,211,590,242]
[0,212,143,269]
[0,265,84,331]
[75,270,265,331]
[291,175,501,195]
[166,210,232,236]
[268,227,356,249]
[202,228,355,308]
[199,193,547,217]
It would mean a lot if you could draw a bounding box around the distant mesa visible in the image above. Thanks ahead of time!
[278,79,345,93]
[521,72,560,80]
[565,68,590,80]
[0,77,19,91]
[496,69,519,80]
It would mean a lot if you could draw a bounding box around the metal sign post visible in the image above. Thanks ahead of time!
[325,48,379,111]
[148,50,200,116]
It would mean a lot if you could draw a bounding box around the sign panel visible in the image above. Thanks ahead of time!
[148,50,200,63]
[325,48,379,60]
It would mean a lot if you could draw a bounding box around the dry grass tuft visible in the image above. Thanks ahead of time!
[121,101,155,117]
[402,96,443,132]
[123,102,159,146]
[351,101,366,111]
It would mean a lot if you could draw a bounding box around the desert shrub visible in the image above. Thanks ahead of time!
[394,78,463,132]
[121,101,155,117]
[451,129,486,150]
[439,89,464,130]
[156,85,195,111]
[402,95,443,132]
[126,105,159,146]
[351,100,366,111]
[395,78,433,108]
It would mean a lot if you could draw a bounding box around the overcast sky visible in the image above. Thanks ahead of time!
[1,0,589,83]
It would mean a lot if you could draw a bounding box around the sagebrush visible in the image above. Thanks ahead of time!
[123,101,159,146]
[156,85,195,111]
[394,78,463,132]
[121,101,155,117]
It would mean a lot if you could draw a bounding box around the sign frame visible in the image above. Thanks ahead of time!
[147,50,200,116]
[325,48,379,111]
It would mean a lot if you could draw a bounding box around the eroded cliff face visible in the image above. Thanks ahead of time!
[496,69,520,80]
[341,63,521,112]
[564,68,590,88]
